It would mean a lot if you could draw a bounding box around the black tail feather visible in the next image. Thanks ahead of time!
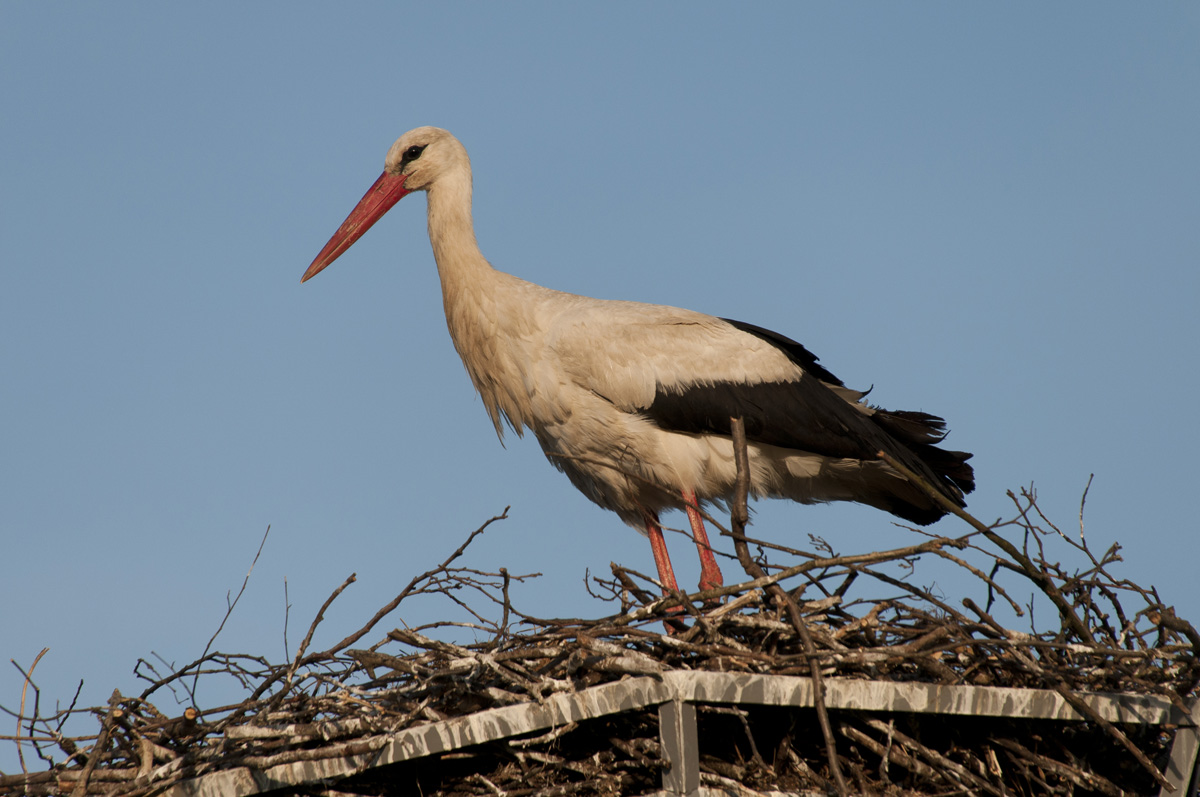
[875,409,948,445]
[873,408,974,520]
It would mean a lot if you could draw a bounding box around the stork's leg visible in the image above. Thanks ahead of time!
[644,512,686,633]
[644,513,681,594]
[681,489,724,592]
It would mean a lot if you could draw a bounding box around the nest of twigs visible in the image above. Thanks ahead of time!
[5,441,1200,796]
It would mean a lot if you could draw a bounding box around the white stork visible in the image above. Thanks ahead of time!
[302,127,974,598]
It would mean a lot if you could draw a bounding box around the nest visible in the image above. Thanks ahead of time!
[5,446,1200,796]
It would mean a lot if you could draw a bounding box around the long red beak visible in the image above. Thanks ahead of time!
[301,171,412,282]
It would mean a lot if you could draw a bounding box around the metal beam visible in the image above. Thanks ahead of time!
[1160,701,1200,797]
[659,701,699,795]
[162,672,1198,797]
[666,671,1190,725]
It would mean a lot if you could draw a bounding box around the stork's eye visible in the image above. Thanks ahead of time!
[401,145,427,167]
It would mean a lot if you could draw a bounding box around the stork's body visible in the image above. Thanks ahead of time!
[303,127,974,597]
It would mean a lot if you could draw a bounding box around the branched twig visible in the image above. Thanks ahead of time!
[13,647,49,776]
[190,525,272,703]
[277,573,358,705]
[307,509,509,663]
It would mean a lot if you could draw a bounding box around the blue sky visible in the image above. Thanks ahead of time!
[2,3,1198,772]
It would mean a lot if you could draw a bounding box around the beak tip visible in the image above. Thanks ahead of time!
[301,259,327,283]
[302,170,410,286]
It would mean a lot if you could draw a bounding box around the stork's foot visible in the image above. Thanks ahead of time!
[698,568,724,595]
[696,570,724,614]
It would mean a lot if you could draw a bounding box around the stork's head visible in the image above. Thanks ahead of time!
[383,126,469,193]
[302,126,467,282]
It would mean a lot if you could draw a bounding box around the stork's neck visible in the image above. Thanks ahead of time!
[426,169,492,295]
[424,167,533,437]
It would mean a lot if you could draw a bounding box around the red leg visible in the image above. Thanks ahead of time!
[644,512,681,594]
[644,512,686,633]
[682,489,724,592]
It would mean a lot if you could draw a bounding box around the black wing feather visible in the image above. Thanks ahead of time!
[647,378,885,461]
[720,318,844,386]
[641,319,975,511]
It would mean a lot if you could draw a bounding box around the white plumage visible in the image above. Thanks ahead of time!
[303,127,974,597]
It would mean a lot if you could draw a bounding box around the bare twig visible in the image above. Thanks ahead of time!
[307,509,509,663]
[190,525,272,702]
[67,691,122,797]
[1079,473,1094,547]
[13,647,49,776]
[282,573,358,691]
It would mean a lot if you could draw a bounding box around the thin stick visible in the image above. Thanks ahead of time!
[1079,472,1094,546]
[499,567,512,640]
[283,576,291,663]
[284,573,358,689]
[192,525,272,700]
[14,647,49,776]
[1052,683,1171,791]
[729,417,849,797]
[68,691,121,797]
